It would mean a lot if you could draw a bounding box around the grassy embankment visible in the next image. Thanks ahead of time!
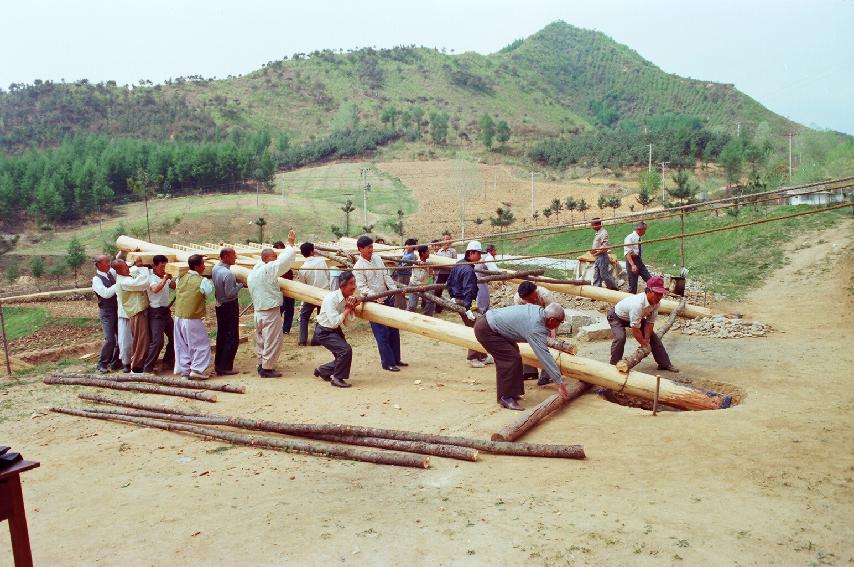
[514,205,850,298]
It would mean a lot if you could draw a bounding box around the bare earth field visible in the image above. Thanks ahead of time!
[0,221,852,566]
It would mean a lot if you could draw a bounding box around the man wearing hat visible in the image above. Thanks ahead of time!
[590,218,619,290]
[607,275,679,372]
[447,240,492,368]
[624,221,652,294]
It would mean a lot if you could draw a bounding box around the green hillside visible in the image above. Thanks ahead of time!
[1,21,797,152]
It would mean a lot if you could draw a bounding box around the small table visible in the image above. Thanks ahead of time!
[0,460,39,567]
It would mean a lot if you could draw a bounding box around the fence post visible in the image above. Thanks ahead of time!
[0,303,12,376]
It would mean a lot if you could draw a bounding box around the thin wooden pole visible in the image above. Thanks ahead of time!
[652,375,661,416]
[679,212,686,269]
[0,303,12,376]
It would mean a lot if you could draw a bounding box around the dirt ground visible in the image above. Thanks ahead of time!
[1,221,852,566]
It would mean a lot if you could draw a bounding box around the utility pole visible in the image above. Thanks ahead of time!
[787,132,795,181]
[361,168,370,227]
[658,161,670,205]
[460,184,466,240]
[530,170,537,217]
[648,144,652,173]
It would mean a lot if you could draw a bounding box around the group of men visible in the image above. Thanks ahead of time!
[93,218,679,408]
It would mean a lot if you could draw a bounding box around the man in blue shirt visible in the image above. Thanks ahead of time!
[448,241,491,368]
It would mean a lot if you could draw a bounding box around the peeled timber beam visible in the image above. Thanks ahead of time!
[118,236,730,411]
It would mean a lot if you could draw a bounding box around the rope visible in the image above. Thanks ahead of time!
[292,200,853,270]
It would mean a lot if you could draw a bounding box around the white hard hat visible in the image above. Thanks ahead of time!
[465,240,484,253]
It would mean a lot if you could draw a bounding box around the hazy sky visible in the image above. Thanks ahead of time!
[4,0,853,134]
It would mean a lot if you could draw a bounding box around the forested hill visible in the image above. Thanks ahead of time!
[1,20,796,153]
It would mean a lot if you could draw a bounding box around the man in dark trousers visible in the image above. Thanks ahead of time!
[312,271,360,388]
[143,254,175,373]
[212,247,244,376]
[92,255,121,373]
[474,303,570,411]
[607,275,679,372]
[447,240,491,368]
[623,221,652,294]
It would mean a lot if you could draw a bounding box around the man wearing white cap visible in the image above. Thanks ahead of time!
[447,240,492,368]
[607,275,679,372]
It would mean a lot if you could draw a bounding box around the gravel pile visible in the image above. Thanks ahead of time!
[677,315,771,339]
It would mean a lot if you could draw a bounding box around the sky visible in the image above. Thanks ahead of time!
[3,0,853,134]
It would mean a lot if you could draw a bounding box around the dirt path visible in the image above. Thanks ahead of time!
[1,221,852,566]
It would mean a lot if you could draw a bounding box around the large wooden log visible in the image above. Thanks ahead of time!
[76,398,586,459]
[334,237,711,319]
[44,375,217,402]
[52,407,429,468]
[491,381,590,442]
[48,372,245,394]
[117,236,730,410]
[616,299,686,373]
[362,283,447,303]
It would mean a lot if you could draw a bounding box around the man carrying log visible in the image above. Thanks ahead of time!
[312,271,360,388]
[294,242,328,346]
[447,241,492,369]
[143,254,175,373]
[272,241,296,336]
[624,221,652,294]
[173,254,216,379]
[606,275,679,372]
[212,247,244,376]
[354,235,406,372]
[113,259,152,373]
[92,255,122,373]
[590,218,620,290]
[249,231,297,378]
[514,281,558,384]
[394,238,418,309]
[474,303,570,411]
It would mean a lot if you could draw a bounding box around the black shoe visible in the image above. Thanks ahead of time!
[216,368,239,376]
[313,368,331,382]
[330,376,351,388]
[298,342,307,346]
[110,363,123,371]
[97,365,110,374]
[383,366,401,372]
[537,375,551,386]
[131,368,145,374]
[122,365,131,373]
[395,361,409,367]
[260,368,283,378]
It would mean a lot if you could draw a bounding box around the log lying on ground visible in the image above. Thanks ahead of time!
[79,393,204,414]
[44,375,217,402]
[333,236,711,319]
[50,372,245,393]
[491,380,591,442]
[118,236,730,410]
[616,299,686,374]
[52,407,429,468]
[73,400,586,459]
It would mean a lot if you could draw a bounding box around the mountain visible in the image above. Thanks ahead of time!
[0,21,798,153]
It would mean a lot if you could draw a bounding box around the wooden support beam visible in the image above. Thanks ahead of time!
[117,236,731,410]
[491,380,591,442]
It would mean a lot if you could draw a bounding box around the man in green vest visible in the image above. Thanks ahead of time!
[112,259,151,373]
[173,254,215,379]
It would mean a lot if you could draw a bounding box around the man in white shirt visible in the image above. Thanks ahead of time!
[92,255,121,373]
[354,235,405,372]
[143,254,176,373]
[294,242,329,346]
[624,222,652,294]
[248,229,297,377]
[607,276,679,372]
[113,259,152,373]
[407,245,431,313]
[312,271,360,388]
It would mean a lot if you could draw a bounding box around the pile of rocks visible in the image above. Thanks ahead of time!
[677,315,771,339]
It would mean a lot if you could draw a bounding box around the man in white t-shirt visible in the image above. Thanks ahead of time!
[606,276,679,372]
[624,222,652,294]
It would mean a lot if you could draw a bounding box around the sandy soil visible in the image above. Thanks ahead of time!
[1,221,852,566]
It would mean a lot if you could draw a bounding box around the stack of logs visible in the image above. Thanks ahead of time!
[51,394,586,469]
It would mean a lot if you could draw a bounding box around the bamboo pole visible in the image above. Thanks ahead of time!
[117,236,730,410]
[75,398,586,459]
[44,375,217,402]
[48,372,245,394]
[52,407,429,468]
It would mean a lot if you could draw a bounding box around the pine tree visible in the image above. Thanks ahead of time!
[66,236,87,286]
